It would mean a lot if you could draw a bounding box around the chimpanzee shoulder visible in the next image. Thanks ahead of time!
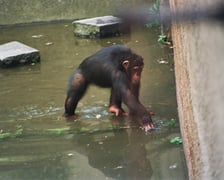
[109,45,133,56]
[92,45,132,59]
[106,45,134,65]
[80,45,133,68]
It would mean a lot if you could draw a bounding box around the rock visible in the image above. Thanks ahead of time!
[72,16,129,38]
[0,41,40,68]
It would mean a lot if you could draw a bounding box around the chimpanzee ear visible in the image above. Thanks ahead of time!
[122,60,130,70]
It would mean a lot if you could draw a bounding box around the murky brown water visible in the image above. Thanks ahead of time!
[0,22,188,179]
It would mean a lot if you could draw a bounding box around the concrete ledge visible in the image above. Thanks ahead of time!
[0,41,40,68]
[72,16,129,38]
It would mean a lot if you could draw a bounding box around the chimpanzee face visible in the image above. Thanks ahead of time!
[130,63,143,84]
[132,64,143,75]
[122,54,144,84]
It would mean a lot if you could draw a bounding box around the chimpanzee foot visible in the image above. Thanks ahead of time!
[63,114,78,120]
[109,105,127,116]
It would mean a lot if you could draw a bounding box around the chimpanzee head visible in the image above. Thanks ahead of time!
[122,54,144,84]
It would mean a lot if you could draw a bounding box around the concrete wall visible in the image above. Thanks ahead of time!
[0,0,151,26]
[170,0,224,179]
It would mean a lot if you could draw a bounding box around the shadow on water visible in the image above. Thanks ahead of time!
[0,22,188,179]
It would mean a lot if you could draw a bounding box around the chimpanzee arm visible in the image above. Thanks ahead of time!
[113,77,153,128]
[123,89,152,124]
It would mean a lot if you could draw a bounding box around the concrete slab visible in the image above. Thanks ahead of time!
[0,41,40,67]
[73,16,129,38]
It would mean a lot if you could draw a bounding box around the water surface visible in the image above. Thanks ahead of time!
[0,22,187,179]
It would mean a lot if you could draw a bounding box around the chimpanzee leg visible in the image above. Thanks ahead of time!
[64,69,88,117]
[109,88,127,116]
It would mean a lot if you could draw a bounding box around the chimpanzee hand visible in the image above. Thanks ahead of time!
[141,114,155,132]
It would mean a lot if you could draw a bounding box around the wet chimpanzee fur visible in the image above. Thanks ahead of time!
[64,45,154,130]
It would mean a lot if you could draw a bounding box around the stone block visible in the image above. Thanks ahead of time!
[0,41,40,67]
[72,16,129,38]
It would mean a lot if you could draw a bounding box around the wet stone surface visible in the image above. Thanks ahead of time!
[73,16,129,38]
[0,41,40,67]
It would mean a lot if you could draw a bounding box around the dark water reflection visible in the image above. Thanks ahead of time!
[0,22,187,179]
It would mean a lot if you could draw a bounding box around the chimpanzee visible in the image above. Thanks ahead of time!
[64,45,154,131]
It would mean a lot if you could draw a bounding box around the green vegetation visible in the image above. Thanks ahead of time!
[73,23,100,38]
[47,127,70,135]
[0,124,127,141]
[0,127,23,141]
[170,137,183,144]
[158,34,167,43]
[164,118,178,128]
[145,0,172,45]
[145,0,160,28]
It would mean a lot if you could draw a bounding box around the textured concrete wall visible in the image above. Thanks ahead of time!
[170,0,224,179]
[0,0,151,25]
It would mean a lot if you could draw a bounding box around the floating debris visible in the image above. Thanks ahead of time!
[157,58,169,64]
[45,42,53,46]
[169,163,178,169]
[31,34,43,38]
[114,166,123,170]
[96,114,101,119]
[67,153,74,157]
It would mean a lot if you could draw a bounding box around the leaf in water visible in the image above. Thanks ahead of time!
[170,137,183,144]
[0,132,11,140]
[47,127,70,135]
[0,127,23,140]
[12,128,23,138]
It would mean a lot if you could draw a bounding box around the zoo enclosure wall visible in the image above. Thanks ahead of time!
[0,0,153,26]
[170,0,224,179]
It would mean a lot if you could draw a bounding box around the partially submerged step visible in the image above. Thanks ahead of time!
[73,16,129,38]
[0,41,40,67]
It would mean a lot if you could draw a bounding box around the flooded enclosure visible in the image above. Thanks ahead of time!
[0,22,188,179]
